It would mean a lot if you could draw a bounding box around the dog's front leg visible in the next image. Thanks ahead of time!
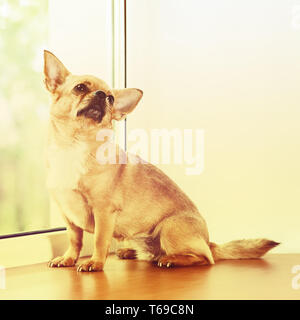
[49,219,83,268]
[77,210,117,272]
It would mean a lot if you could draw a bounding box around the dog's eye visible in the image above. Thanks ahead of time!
[74,83,88,93]
[107,95,114,105]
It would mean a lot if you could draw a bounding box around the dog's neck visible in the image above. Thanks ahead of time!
[48,114,128,169]
[48,114,111,147]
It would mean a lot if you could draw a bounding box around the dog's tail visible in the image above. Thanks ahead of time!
[209,238,280,262]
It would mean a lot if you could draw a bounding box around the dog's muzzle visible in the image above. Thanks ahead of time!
[77,91,107,123]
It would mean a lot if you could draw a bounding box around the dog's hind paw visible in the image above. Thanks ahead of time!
[157,257,174,268]
[157,254,209,268]
[157,260,173,268]
[116,248,137,260]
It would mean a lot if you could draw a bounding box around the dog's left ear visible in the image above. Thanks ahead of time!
[112,88,143,121]
[44,50,70,93]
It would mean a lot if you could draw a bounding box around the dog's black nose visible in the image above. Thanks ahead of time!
[95,90,106,99]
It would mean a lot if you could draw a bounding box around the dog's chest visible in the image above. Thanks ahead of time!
[47,142,88,189]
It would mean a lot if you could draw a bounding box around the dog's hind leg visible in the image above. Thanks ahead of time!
[117,248,137,259]
[156,214,214,267]
[115,239,137,259]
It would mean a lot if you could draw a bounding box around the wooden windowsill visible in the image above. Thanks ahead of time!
[1,254,299,300]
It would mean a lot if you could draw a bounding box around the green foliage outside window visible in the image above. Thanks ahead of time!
[0,0,50,234]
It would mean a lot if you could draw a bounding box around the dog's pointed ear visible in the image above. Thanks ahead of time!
[112,88,143,121]
[44,50,70,93]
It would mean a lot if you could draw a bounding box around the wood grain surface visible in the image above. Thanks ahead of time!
[1,254,300,300]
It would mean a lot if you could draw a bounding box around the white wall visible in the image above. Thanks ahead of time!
[126,0,300,253]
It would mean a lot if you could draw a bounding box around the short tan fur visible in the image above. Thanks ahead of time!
[44,51,279,271]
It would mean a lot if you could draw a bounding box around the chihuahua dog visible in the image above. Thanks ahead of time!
[45,50,279,271]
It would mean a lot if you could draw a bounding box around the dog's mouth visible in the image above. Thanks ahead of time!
[76,99,106,123]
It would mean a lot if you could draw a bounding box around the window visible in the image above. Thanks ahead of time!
[0,0,50,235]
[0,0,117,237]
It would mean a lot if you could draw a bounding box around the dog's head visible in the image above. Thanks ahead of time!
[43,50,142,128]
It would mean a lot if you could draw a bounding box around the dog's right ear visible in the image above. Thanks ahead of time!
[43,50,70,93]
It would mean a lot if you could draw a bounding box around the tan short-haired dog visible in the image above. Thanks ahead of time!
[45,51,279,271]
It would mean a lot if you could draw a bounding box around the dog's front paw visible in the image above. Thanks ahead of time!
[48,256,76,268]
[77,259,104,272]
